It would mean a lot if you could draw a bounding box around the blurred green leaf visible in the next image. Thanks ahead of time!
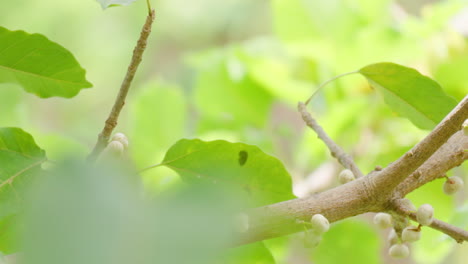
[222,242,275,264]
[0,27,92,98]
[130,81,186,167]
[0,127,46,253]
[96,0,138,9]
[312,219,380,264]
[359,62,458,130]
[194,51,273,130]
[23,161,235,264]
[161,139,295,207]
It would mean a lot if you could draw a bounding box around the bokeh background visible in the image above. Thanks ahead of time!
[0,0,467,263]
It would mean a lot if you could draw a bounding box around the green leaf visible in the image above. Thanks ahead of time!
[222,242,275,264]
[130,81,186,167]
[96,0,138,9]
[0,127,46,253]
[312,219,380,264]
[161,139,295,207]
[359,62,458,130]
[0,27,92,98]
[193,50,273,131]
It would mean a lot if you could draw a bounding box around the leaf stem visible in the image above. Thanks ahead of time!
[305,71,358,105]
[139,162,163,173]
[146,0,152,14]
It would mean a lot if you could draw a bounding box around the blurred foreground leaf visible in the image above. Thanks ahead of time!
[162,139,295,207]
[23,161,236,264]
[0,27,92,98]
[0,127,46,253]
[222,242,275,264]
[359,63,458,130]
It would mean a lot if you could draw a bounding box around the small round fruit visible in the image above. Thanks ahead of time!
[399,198,416,212]
[389,243,409,259]
[402,226,421,242]
[387,229,399,245]
[107,141,125,157]
[310,214,330,235]
[374,212,393,229]
[416,204,434,226]
[338,169,355,184]
[443,176,464,195]
[235,213,249,233]
[112,132,129,149]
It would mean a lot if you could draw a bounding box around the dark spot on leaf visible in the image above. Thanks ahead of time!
[238,151,248,166]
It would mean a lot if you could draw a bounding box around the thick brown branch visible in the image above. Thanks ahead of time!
[371,96,468,198]
[236,176,378,245]
[391,200,468,243]
[88,10,156,162]
[394,131,468,197]
[298,102,364,178]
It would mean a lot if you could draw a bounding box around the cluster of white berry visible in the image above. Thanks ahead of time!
[103,132,129,158]
[303,214,330,248]
[374,203,435,259]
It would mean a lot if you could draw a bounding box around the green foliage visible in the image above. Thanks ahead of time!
[222,242,275,264]
[0,27,92,98]
[1,0,467,263]
[312,220,380,264]
[193,50,273,131]
[360,62,458,130]
[161,139,295,207]
[96,0,139,9]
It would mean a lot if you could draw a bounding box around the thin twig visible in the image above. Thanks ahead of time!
[88,9,156,162]
[298,102,364,178]
[391,200,468,243]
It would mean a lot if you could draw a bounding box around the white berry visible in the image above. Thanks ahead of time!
[463,119,468,136]
[374,212,393,229]
[310,214,330,235]
[106,141,125,157]
[303,232,322,248]
[338,169,355,184]
[399,198,416,211]
[112,132,129,149]
[416,204,434,226]
[388,229,399,245]
[402,226,421,242]
[443,176,464,195]
[235,213,249,233]
[389,243,409,259]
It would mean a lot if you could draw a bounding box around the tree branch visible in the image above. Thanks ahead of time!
[298,102,364,178]
[235,97,467,246]
[87,9,156,162]
[371,95,468,199]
